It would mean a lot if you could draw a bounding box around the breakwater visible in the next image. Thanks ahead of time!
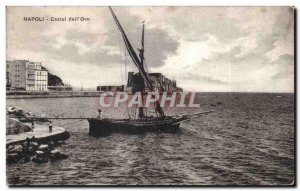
[6,91,102,99]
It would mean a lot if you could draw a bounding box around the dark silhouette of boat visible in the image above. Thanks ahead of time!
[88,115,189,135]
[88,7,190,136]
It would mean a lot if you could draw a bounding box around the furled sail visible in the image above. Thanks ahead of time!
[109,7,151,88]
[109,7,165,117]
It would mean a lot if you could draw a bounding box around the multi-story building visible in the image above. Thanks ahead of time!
[8,60,48,91]
[6,61,12,90]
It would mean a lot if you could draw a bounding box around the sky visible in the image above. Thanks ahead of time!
[6,6,294,92]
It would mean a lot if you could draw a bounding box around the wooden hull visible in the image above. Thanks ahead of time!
[88,116,188,136]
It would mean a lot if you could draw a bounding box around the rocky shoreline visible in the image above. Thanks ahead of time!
[6,116,71,185]
[7,138,69,164]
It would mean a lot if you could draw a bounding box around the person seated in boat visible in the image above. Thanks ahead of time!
[97,109,102,119]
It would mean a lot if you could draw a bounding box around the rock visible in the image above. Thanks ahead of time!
[7,145,17,154]
[36,150,44,155]
[47,141,56,149]
[32,150,48,163]
[10,145,23,153]
[15,145,23,151]
[50,149,68,161]
[31,149,49,164]
[50,149,60,154]
[7,106,16,114]
[38,144,49,151]
[27,146,37,155]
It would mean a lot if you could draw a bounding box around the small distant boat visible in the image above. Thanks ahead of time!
[7,106,16,114]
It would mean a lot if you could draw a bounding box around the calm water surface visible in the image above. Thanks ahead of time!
[6,93,294,185]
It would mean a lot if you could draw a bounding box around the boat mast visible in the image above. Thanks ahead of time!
[138,22,145,118]
[139,21,145,67]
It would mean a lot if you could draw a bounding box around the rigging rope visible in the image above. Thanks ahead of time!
[144,57,149,73]
[125,52,128,84]
[57,119,85,127]
[118,35,124,82]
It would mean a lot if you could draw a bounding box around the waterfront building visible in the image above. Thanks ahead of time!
[96,85,125,92]
[6,61,12,90]
[8,60,48,91]
[127,72,182,93]
[95,72,181,94]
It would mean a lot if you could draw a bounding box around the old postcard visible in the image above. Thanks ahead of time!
[6,6,295,186]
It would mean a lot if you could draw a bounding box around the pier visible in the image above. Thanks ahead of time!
[6,121,70,146]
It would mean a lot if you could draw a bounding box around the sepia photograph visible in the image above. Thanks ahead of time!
[5,6,295,186]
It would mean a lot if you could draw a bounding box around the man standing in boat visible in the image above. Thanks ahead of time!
[49,121,53,133]
[97,109,102,119]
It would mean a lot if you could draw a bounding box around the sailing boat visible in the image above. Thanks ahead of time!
[87,7,189,135]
